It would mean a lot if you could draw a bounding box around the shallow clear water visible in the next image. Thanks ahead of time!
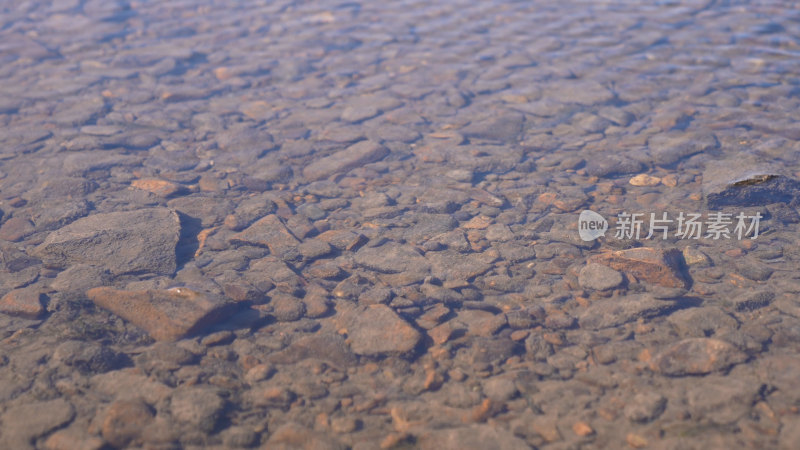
[2,0,800,448]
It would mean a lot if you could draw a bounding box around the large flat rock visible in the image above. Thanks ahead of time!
[33,208,181,276]
[588,247,690,289]
[579,294,680,330]
[650,338,747,376]
[86,287,236,341]
[703,158,800,208]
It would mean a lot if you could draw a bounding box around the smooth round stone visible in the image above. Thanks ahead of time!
[578,263,624,291]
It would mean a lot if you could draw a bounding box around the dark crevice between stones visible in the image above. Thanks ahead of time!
[175,212,202,272]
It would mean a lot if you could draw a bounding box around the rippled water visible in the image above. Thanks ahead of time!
[2,0,800,448]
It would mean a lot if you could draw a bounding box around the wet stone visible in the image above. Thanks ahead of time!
[685,375,762,425]
[43,427,105,450]
[0,288,45,319]
[354,242,430,275]
[86,287,237,341]
[406,213,458,243]
[667,306,738,338]
[585,154,644,178]
[341,105,379,123]
[269,293,306,322]
[221,426,259,448]
[682,246,712,267]
[578,294,679,330]
[139,341,197,369]
[268,333,357,368]
[131,178,185,197]
[703,158,800,208]
[0,399,75,449]
[483,377,519,402]
[578,263,623,291]
[649,132,718,166]
[265,423,345,450]
[230,214,300,261]
[27,199,91,233]
[588,247,690,289]
[650,338,747,376]
[427,251,493,282]
[302,140,389,181]
[298,239,333,260]
[461,112,525,142]
[33,208,181,276]
[170,387,225,432]
[53,340,128,374]
[101,399,154,448]
[0,217,35,242]
[767,202,800,224]
[734,260,774,281]
[343,304,421,357]
[358,287,393,305]
[598,106,635,126]
[225,198,278,231]
[316,229,367,251]
[466,337,520,366]
[256,165,294,183]
[624,392,667,423]
[729,290,775,312]
[418,424,529,450]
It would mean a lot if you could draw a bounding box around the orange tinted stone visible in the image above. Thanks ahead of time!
[572,421,594,436]
[588,247,690,288]
[86,287,236,341]
[131,178,183,197]
[0,288,45,319]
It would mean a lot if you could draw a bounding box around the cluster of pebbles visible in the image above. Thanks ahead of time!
[2,0,800,448]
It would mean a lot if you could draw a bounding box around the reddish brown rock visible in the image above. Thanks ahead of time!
[0,288,45,319]
[650,338,747,376]
[44,427,104,450]
[588,247,690,288]
[0,217,35,241]
[86,287,236,341]
[131,178,184,197]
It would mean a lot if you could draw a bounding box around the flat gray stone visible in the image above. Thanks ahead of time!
[33,208,181,276]
[649,131,718,166]
[578,294,679,330]
[354,242,430,274]
[650,338,747,376]
[230,214,300,261]
[579,263,623,291]
[303,140,388,181]
[268,333,357,368]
